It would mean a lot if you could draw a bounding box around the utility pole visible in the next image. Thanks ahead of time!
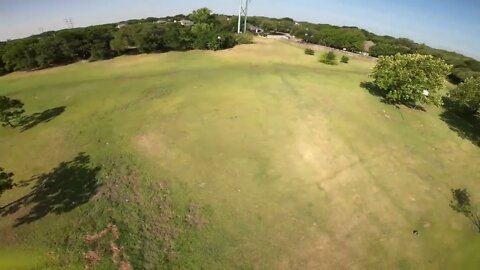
[237,0,242,33]
[237,0,251,34]
[243,0,249,34]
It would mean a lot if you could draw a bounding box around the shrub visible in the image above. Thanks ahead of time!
[304,48,314,55]
[448,77,480,114]
[371,53,452,106]
[319,51,337,65]
[340,55,349,63]
[209,33,237,51]
[235,33,254,44]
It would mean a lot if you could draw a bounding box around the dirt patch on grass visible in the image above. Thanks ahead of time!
[135,133,167,157]
[185,203,207,229]
[84,223,132,270]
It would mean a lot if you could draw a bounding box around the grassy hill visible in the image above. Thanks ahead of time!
[0,38,479,269]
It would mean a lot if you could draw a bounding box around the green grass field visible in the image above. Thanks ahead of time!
[0,38,479,269]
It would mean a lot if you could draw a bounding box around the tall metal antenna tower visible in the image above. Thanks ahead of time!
[237,0,251,33]
[65,17,74,29]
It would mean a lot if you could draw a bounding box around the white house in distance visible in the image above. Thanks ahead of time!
[248,25,264,35]
[178,19,194,27]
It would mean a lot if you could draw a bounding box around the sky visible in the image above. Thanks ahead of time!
[0,0,479,59]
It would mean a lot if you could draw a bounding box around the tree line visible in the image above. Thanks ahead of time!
[245,16,480,83]
[0,10,479,83]
[0,8,237,75]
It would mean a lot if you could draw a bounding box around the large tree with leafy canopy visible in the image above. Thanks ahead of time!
[189,7,215,25]
[371,53,452,106]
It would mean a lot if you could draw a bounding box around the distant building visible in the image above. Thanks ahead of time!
[156,20,167,24]
[248,25,264,35]
[266,32,301,42]
[116,23,127,29]
[266,34,290,40]
[178,19,194,27]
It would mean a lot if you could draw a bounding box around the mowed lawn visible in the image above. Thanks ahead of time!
[0,38,479,269]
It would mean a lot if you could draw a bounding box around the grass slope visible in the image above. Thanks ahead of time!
[0,38,479,269]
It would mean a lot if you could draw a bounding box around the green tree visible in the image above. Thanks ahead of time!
[85,25,116,60]
[0,96,25,127]
[110,25,139,53]
[191,23,215,50]
[371,53,452,106]
[189,7,215,25]
[2,38,38,71]
[450,188,480,232]
[0,167,14,197]
[56,29,91,60]
[319,51,337,65]
[448,77,480,114]
[162,23,192,50]
[34,36,66,68]
[340,55,349,63]
[0,42,7,74]
[133,24,164,53]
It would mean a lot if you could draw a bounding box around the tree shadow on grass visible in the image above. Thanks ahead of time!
[359,81,426,112]
[0,153,100,227]
[441,99,480,147]
[17,106,66,131]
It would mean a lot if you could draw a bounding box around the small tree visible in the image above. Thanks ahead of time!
[450,188,480,232]
[448,77,480,114]
[340,55,349,63]
[371,53,452,106]
[0,96,25,127]
[0,167,14,197]
[319,51,337,65]
[189,7,215,25]
[304,48,314,55]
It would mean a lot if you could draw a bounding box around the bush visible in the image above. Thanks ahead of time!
[340,55,349,63]
[319,51,337,65]
[209,33,237,51]
[448,77,480,114]
[371,53,452,106]
[304,48,314,55]
[235,33,254,44]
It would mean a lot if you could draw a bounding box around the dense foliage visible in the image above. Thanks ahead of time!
[340,55,349,63]
[371,54,452,106]
[448,77,480,114]
[0,8,235,75]
[319,51,337,65]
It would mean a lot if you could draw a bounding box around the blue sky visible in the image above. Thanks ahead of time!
[1,0,479,59]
